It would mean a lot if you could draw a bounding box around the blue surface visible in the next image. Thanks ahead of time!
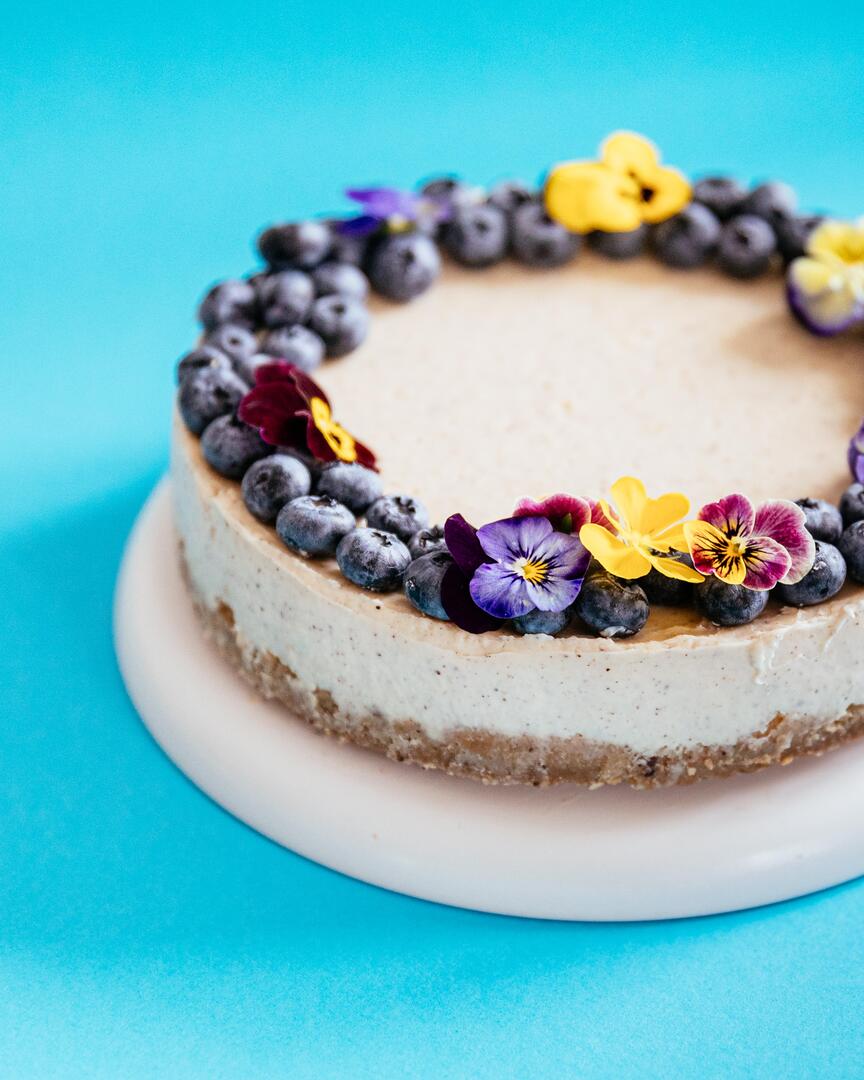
[3,2,864,1076]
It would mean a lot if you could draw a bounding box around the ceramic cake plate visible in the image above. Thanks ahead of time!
[114,481,864,921]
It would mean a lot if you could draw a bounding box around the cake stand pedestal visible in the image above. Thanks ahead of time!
[114,481,864,921]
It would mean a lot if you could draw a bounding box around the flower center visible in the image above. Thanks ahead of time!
[309,396,358,463]
[511,556,549,584]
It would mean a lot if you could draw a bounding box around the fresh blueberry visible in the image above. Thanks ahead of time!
[241,454,311,523]
[276,494,355,557]
[408,525,447,558]
[640,561,695,606]
[308,295,369,357]
[487,180,535,216]
[256,270,314,328]
[696,577,768,626]
[233,352,274,386]
[312,262,370,302]
[176,345,231,384]
[326,221,369,266]
[795,498,843,544]
[442,203,509,268]
[512,608,570,636]
[776,541,846,607]
[419,176,482,213]
[574,572,649,638]
[691,176,747,221]
[178,366,247,435]
[315,461,383,514]
[262,325,326,373]
[774,214,824,266]
[653,203,721,268]
[840,483,864,527]
[511,201,581,268]
[588,225,648,260]
[367,233,441,302]
[205,323,258,367]
[197,280,257,331]
[336,527,412,591]
[200,414,268,480]
[258,221,332,270]
[403,551,453,619]
[717,214,777,279]
[839,522,864,584]
[742,181,798,229]
[366,494,429,541]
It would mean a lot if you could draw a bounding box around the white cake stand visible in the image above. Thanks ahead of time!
[114,481,864,921]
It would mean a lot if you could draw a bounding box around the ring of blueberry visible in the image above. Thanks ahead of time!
[176,132,864,639]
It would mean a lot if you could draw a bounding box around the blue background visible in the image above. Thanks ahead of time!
[3,2,864,1076]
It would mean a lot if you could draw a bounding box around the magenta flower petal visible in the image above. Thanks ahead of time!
[476,515,553,563]
[444,514,487,577]
[513,494,593,534]
[470,564,535,619]
[440,563,504,634]
[698,493,755,536]
[742,536,793,590]
[753,500,816,585]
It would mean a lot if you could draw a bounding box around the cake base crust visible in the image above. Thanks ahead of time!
[181,545,864,790]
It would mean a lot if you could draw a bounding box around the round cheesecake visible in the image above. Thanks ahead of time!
[173,254,864,787]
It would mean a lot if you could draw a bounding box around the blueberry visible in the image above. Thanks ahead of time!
[315,461,383,514]
[256,270,314,328]
[312,262,370,302]
[403,551,453,619]
[258,221,332,270]
[839,522,864,584]
[717,214,777,279]
[276,494,355,557]
[743,181,798,229]
[692,176,747,221]
[326,222,369,267]
[695,578,768,626]
[774,214,824,266]
[408,525,447,558]
[241,454,311,523]
[262,325,325,373]
[640,562,695,606]
[178,366,247,435]
[200,414,268,480]
[308,295,369,357]
[205,323,259,367]
[840,483,864,527]
[653,203,721,268]
[337,527,412,591]
[419,176,482,213]
[777,541,846,607]
[795,498,843,544]
[487,180,535,216]
[512,608,570,636]
[511,202,581,268]
[367,233,441,302]
[366,494,429,541]
[197,280,257,331]
[574,573,649,638]
[442,203,509,268]
[588,225,648,260]
[176,345,231,384]
[233,352,274,386]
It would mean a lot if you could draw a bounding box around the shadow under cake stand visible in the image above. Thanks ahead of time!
[114,481,864,921]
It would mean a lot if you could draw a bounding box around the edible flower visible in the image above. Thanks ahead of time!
[339,187,451,238]
[545,132,691,234]
[786,218,864,336]
[849,420,864,484]
[579,476,704,582]
[683,494,815,591]
[512,492,610,533]
[238,361,377,469]
[440,514,507,634]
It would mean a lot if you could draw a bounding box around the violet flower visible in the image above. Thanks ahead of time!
[338,186,451,238]
[849,420,864,485]
[440,514,505,634]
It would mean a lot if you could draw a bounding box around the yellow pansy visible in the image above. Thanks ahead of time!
[309,396,358,463]
[545,132,692,234]
[579,476,704,582]
[787,218,864,335]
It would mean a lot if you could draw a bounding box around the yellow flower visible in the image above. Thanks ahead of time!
[787,219,864,335]
[309,396,359,463]
[544,132,691,234]
[579,477,704,582]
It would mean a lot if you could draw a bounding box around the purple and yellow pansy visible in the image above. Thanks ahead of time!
[683,494,814,591]
[849,420,864,485]
[544,132,691,234]
[786,218,864,336]
[339,186,451,238]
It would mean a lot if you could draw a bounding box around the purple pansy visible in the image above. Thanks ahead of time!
[440,514,506,634]
[469,515,591,619]
[849,420,864,484]
[339,187,451,238]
